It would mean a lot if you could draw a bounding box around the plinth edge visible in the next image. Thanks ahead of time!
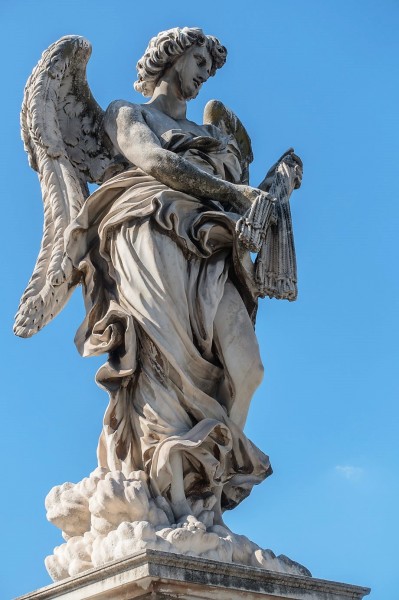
[15,549,371,600]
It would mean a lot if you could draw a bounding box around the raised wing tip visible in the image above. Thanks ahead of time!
[45,35,92,64]
[203,99,224,122]
[57,34,90,45]
[204,99,222,108]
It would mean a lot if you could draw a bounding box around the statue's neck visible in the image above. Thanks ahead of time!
[147,76,187,121]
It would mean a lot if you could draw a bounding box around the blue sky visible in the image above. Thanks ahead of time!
[1,1,398,598]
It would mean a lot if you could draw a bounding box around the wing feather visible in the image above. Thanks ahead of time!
[203,99,253,184]
[14,35,126,338]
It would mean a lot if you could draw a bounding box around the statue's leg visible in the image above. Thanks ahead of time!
[169,452,193,520]
[214,280,264,429]
[212,485,232,529]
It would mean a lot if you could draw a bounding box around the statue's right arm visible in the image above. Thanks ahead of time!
[104,101,260,214]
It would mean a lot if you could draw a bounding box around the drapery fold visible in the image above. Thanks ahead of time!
[65,129,272,514]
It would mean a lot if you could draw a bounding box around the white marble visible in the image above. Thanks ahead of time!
[44,468,309,581]
[16,550,370,600]
[15,28,303,580]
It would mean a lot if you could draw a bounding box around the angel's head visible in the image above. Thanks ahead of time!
[134,27,227,99]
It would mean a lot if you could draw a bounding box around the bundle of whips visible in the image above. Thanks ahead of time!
[236,152,301,300]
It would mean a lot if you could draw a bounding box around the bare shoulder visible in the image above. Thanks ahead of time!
[105,100,146,127]
[104,101,152,150]
[104,100,162,158]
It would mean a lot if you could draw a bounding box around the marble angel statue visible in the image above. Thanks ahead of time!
[15,28,307,580]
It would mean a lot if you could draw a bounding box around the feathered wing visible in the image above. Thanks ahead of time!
[203,99,259,320]
[203,100,299,302]
[14,35,127,338]
[203,99,253,185]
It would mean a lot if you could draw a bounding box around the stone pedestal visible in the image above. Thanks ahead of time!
[16,549,370,600]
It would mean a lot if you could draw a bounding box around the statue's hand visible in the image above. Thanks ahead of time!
[230,183,270,214]
[259,148,303,192]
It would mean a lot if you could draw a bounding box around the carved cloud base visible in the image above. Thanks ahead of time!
[16,549,370,600]
[44,468,310,582]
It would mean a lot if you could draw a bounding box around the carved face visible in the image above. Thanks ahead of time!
[172,44,213,100]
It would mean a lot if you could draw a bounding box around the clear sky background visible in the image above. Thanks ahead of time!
[1,1,398,598]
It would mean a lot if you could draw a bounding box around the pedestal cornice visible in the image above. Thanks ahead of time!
[16,549,371,600]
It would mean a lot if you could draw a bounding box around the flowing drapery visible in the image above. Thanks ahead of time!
[66,128,271,513]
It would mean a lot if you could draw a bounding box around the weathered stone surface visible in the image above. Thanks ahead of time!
[44,468,310,581]
[15,550,370,600]
[15,27,307,581]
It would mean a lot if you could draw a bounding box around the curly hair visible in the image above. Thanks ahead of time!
[134,27,227,97]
